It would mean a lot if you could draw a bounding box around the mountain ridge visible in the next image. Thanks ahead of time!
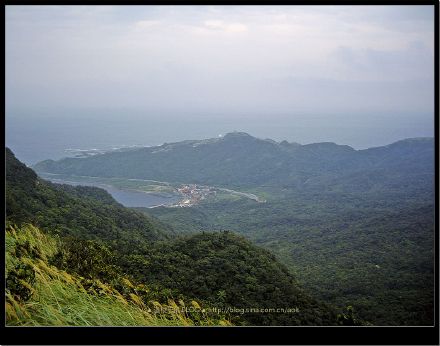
[32,132,434,192]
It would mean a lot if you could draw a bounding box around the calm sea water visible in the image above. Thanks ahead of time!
[6,109,434,166]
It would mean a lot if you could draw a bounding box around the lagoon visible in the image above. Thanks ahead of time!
[45,178,181,208]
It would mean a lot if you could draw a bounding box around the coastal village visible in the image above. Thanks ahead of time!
[174,184,217,207]
[171,184,265,207]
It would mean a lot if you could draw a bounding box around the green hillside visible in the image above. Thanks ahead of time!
[146,195,434,325]
[29,133,435,325]
[6,223,230,326]
[33,132,434,193]
[6,147,171,254]
[6,148,343,326]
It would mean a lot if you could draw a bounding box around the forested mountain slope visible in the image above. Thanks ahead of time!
[29,133,435,325]
[6,148,344,326]
[146,196,434,325]
[33,133,434,193]
[6,223,231,326]
[6,147,170,252]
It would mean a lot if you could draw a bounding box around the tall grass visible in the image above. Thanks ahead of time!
[5,224,230,326]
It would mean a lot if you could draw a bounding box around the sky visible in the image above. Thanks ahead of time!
[5,5,435,160]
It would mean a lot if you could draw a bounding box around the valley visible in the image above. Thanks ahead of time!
[6,147,343,326]
[31,132,435,325]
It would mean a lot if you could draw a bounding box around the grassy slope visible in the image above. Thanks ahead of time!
[6,223,231,326]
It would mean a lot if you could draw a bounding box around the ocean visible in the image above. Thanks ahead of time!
[6,108,434,166]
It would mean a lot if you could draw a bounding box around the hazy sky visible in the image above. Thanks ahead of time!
[5,6,435,160]
[6,5,434,114]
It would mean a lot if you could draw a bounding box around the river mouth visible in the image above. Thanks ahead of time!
[41,177,182,208]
